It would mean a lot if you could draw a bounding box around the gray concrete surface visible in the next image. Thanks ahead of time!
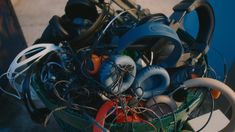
[14,0,180,44]
[13,0,67,44]
[0,94,62,132]
[137,0,179,16]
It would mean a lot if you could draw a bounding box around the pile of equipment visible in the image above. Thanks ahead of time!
[2,0,235,131]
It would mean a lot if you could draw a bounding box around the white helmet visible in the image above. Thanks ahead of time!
[7,43,62,97]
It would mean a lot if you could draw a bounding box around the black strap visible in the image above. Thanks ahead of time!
[171,0,215,44]
[170,0,215,64]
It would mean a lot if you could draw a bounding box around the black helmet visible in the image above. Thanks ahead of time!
[65,0,98,22]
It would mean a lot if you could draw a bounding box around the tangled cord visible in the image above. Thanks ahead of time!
[36,52,103,125]
[170,84,215,132]
[79,53,136,95]
[93,94,168,132]
[52,80,98,111]
[195,89,214,132]
[150,96,177,132]
[108,105,165,131]
[107,60,135,94]
[44,106,67,127]
[0,72,23,100]
[2,1,222,131]
[83,8,137,61]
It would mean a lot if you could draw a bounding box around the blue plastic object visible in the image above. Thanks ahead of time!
[132,65,170,99]
[99,55,136,94]
[114,22,183,68]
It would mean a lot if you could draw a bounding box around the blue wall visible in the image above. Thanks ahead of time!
[184,0,235,80]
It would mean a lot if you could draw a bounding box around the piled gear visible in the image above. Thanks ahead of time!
[3,0,235,131]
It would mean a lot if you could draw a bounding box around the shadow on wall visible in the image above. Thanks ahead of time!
[215,60,235,119]
[0,0,61,131]
[227,60,235,91]
[0,0,27,74]
[225,60,235,118]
